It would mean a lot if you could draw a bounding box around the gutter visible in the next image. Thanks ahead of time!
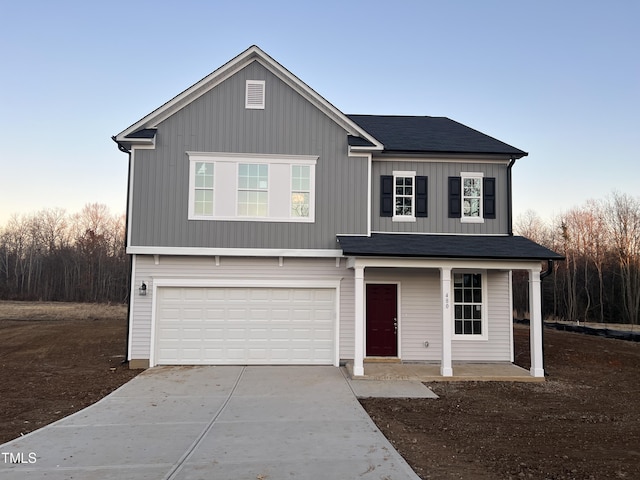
[111,136,133,365]
[507,156,517,235]
[540,259,554,280]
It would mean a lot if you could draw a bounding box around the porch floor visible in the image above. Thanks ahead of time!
[344,362,543,382]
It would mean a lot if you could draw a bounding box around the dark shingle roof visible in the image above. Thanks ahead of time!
[347,115,527,157]
[125,128,157,139]
[337,234,563,260]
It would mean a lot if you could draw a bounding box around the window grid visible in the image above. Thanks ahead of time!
[453,273,483,335]
[462,177,482,218]
[194,162,214,216]
[394,176,413,216]
[238,164,268,217]
[291,165,310,217]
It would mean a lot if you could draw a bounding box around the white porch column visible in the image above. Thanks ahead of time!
[353,265,365,377]
[528,268,545,377]
[440,267,453,377]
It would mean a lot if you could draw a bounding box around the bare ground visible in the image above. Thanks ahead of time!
[1,302,639,479]
[362,325,640,479]
[0,301,141,444]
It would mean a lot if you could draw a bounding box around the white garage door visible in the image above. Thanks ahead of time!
[155,287,335,365]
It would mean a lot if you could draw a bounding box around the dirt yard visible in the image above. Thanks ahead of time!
[1,302,639,479]
[0,301,140,444]
[362,325,640,479]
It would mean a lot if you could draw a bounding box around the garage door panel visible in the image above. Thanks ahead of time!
[156,287,335,365]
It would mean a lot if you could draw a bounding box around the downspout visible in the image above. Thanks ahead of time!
[112,136,133,366]
[507,156,517,236]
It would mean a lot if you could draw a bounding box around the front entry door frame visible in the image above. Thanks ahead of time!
[365,282,400,358]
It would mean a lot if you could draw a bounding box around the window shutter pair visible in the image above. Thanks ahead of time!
[448,176,496,219]
[380,176,428,217]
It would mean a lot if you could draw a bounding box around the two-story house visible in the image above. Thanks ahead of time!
[114,46,562,378]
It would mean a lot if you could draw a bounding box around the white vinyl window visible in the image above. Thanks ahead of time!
[191,162,214,217]
[461,172,484,223]
[238,163,269,217]
[187,152,316,222]
[291,165,311,218]
[393,170,416,222]
[453,272,486,339]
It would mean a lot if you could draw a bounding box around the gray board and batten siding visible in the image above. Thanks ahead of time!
[371,160,510,234]
[129,61,368,250]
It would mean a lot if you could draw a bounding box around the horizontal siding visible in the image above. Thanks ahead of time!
[365,268,442,361]
[371,160,509,234]
[130,256,514,364]
[130,61,368,250]
[130,255,354,361]
[452,270,512,361]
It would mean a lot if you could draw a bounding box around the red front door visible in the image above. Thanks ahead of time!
[366,284,398,357]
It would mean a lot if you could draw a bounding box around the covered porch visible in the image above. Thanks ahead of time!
[337,234,564,380]
[344,361,542,382]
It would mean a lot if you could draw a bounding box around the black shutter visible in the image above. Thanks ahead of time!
[448,176,461,218]
[483,177,496,219]
[415,176,428,217]
[380,175,393,217]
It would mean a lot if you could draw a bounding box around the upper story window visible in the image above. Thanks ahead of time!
[194,162,214,216]
[380,174,428,219]
[453,272,486,339]
[448,173,496,223]
[462,173,483,221]
[291,165,310,218]
[394,171,415,220]
[238,164,268,217]
[188,152,316,222]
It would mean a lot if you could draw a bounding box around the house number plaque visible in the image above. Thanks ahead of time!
[445,292,449,309]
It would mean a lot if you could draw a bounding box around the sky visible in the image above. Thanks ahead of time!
[1,0,638,227]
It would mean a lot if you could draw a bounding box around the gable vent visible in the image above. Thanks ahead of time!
[245,80,265,109]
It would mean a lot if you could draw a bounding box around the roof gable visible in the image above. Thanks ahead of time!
[115,46,382,149]
[347,115,527,158]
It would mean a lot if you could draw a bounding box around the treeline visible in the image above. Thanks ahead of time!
[0,204,128,303]
[513,192,640,325]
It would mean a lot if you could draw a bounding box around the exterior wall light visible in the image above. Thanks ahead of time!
[139,281,147,296]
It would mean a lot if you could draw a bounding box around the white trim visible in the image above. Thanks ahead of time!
[347,256,542,272]
[115,46,383,150]
[126,246,343,257]
[152,278,341,289]
[440,267,453,376]
[127,254,137,362]
[528,268,545,377]
[150,278,341,368]
[392,170,417,221]
[451,270,489,341]
[372,155,511,164]
[126,148,136,249]
[187,153,317,222]
[509,270,514,363]
[186,151,319,164]
[369,231,510,236]
[353,266,365,376]
[347,151,373,237]
[460,171,484,223]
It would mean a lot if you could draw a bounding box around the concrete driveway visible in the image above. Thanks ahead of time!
[0,366,422,479]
